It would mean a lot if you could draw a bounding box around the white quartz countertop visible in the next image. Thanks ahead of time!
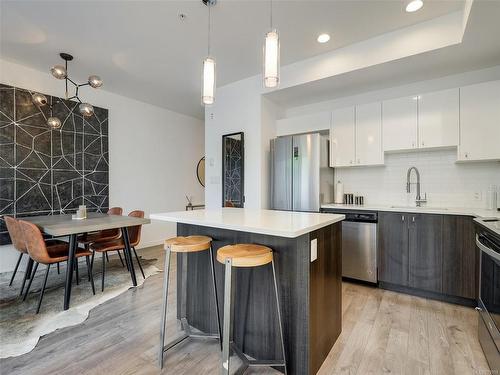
[321,203,500,219]
[150,208,345,238]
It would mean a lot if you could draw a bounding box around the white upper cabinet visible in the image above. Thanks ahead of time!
[459,80,500,161]
[418,88,459,149]
[355,102,383,165]
[330,107,355,167]
[382,96,418,152]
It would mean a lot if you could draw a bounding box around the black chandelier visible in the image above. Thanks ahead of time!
[32,53,103,129]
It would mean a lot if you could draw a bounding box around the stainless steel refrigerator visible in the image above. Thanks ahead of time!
[270,133,333,212]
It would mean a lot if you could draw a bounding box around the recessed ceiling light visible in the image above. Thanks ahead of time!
[317,33,330,44]
[405,0,423,12]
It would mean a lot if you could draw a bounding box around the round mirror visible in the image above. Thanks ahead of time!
[196,157,205,187]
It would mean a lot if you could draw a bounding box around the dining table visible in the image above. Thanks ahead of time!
[22,212,151,310]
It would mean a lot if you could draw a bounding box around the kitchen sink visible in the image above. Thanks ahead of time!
[390,205,447,210]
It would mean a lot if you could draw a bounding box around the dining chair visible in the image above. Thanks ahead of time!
[90,210,145,291]
[18,220,95,313]
[4,216,67,296]
[77,207,125,267]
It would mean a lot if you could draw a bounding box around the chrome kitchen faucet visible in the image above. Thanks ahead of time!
[406,166,427,207]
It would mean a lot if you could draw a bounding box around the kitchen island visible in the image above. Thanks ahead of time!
[151,208,344,374]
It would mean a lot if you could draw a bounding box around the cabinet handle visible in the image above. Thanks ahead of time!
[412,216,415,222]
[422,141,425,146]
[402,215,405,221]
[465,152,469,158]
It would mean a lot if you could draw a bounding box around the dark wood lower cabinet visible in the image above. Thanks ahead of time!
[378,212,409,286]
[378,212,477,305]
[442,215,478,299]
[408,214,443,293]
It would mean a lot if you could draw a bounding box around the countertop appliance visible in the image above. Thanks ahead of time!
[476,218,500,372]
[270,133,333,212]
[322,208,378,283]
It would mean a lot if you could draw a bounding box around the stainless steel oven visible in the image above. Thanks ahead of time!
[476,224,500,372]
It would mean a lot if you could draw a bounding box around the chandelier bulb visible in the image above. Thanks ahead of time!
[32,92,48,106]
[79,103,94,117]
[47,117,62,129]
[50,65,67,80]
[88,75,103,89]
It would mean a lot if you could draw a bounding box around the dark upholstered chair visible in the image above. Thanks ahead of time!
[77,207,125,266]
[18,220,95,313]
[90,210,145,291]
[4,216,67,296]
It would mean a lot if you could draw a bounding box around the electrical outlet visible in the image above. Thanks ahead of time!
[310,238,317,262]
[473,191,482,201]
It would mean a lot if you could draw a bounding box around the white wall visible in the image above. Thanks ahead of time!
[335,149,500,208]
[284,65,500,118]
[0,59,204,272]
[204,76,265,209]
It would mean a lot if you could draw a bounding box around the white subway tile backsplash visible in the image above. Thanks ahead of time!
[334,149,500,208]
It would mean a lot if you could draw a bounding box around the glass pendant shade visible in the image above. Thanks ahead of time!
[47,117,62,129]
[88,75,103,88]
[50,65,67,79]
[32,92,48,106]
[79,103,94,117]
[264,30,280,88]
[202,57,216,105]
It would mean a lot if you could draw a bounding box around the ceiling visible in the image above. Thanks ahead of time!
[0,0,465,119]
[265,0,500,110]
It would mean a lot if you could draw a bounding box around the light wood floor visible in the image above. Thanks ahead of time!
[0,246,490,375]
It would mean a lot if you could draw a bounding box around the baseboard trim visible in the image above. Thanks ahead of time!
[379,281,477,307]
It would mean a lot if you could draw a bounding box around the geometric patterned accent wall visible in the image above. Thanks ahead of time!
[0,83,109,245]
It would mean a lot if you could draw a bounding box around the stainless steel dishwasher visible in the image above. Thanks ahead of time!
[322,209,378,283]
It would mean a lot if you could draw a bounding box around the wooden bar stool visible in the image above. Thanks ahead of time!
[217,244,287,375]
[158,235,222,369]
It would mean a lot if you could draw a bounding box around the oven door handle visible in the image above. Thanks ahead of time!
[476,234,500,262]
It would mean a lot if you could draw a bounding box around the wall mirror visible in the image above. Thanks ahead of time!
[222,132,244,207]
[196,157,205,187]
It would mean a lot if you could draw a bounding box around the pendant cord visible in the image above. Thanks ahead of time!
[65,59,68,99]
[270,0,273,29]
[208,4,211,56]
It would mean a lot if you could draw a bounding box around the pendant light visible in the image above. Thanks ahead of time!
[33,53,103,129]
[264,0,279,88]
[202,0,216,105]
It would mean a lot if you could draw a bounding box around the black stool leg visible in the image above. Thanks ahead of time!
[159,246,171,369]
[272,259,288,375]
[23,262,39,301]
[36,264,50,314]
[19,258,34,296]
[86,255,95,295]
[101,252,106,292]
[221,258,233,375]
[209,246,223,350]
[105,252,110,263]
[9,253,23,286]
[132,247,145,279]
[57,262,60,274]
